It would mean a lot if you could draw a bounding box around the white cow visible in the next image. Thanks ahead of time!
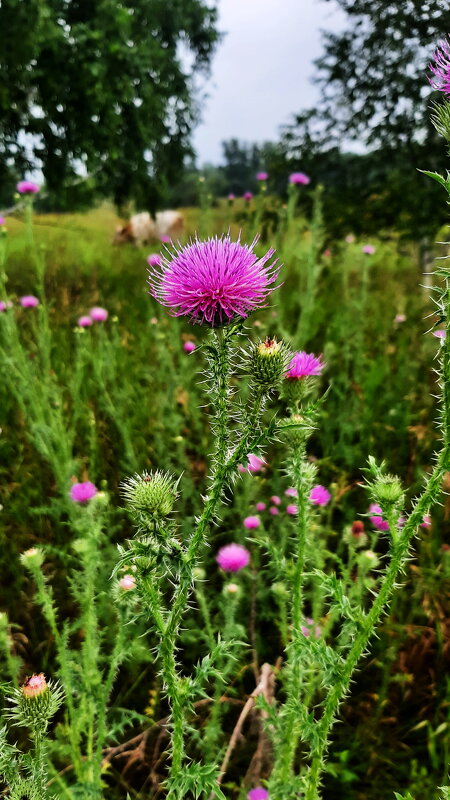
[114,210,184,246]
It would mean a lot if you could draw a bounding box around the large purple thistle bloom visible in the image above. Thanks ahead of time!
[429,37,450,94]
[147,234,280,326]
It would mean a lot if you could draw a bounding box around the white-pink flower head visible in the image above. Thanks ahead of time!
[22,673,47,698]
[433,329,446,339]
[90,307,108,322]
[148,235,280,326]
[216,543,250,572]
[286,351,324,379]
[119,574,136,591]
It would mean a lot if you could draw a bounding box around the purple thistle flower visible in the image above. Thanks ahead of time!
[310,485,331,506]
[368,503,390,532]
[243,191,254,201]
[70,481,98,504]
[183,340,196,353]
[147,253,162,267]
[148,234,280,326]
[0,217,5,225]
[285,487,298,497]
[255,502,266,511]
[429,38,450,94]
[289,172,310,185]
[20,295,39,308]
[286,504,298,515]
[286,351,324,379]
[433,329,446,339]
[421,514,432,529]
[256,172,268,181]
[270,495,281,506]
[17,181,40,195]
[248,789,268,800]
[228,193,235,200]
[362,244,376,255]
[244,515,260,529]
[0,301,7,312]
[301,617,321,638]
[216,543,250,572]
[269,506,279,516]
[78,315,93,328]
[90,306,108,322]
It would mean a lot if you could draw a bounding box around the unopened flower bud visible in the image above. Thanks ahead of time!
[372,474,403,508]
[223,582,240,596]
[121,470,179,528]
[20,547,44,569]
[11,674,64,730]
[247,337,292,389]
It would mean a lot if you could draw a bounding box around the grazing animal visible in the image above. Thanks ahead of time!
[114,210,184,246]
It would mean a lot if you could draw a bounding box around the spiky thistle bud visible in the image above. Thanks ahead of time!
[369,473,404,511]
[121,470,179,531]
[9,674,64,732]
[20,547,44,569]
[246,337,292,389]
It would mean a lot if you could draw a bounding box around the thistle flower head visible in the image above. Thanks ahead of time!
[20,295,39,308]
[20,547,44,569]
[285,487,298,497]
[310,485,331,506]
[429,37,450,94]
[368,503,390,531]
[362,244,376,255]
[121,470,179,526]
[248,787,269,800]
[289,172,310,185]
[22,674,47,699]
[148,234,280,326]
[246,336,292,388]
[0,301,6,312]
[216,543,250,572]
[256,172,268,181]
[255,502,266,511]
[119,574,136,591]
[70,481,98,504]
[243,191,254,201]
[10,674,64,731]
[147,253,162,267]
[286,504,298,515]
[17,181,40,194]
[286,351,324,379]
[90,306,108,322]
[243,515,260,529]
[78,315,93,328]
[183,340,196,353]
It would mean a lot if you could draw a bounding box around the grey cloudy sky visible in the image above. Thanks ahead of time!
[192,0,346,164]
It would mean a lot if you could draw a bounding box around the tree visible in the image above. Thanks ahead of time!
[0,0,219,208]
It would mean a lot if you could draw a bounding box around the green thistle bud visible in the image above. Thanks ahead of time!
[20,547,44,569]
[193,567,206,581]
[9,674,64,731]
[121,470,179,529]
[372,474,404,508]
[247,337,292,389]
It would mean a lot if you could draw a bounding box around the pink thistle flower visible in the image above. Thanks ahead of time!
[78,315,93,328]
[70,481,98,504]
[20,295,39,308]
[285,487,298,497]
[183,340,196,353]
[286,504,298,515]
[256,172,268,181]
[310,485,331,506]
[244,515,260,529]
[119,574,136,591]
[433,329,446,339]
[243,191,254,201]
[269,506,279,516]
[0,301,7,312]
[0,217,5,225]
[228,193,235,200]
[394,313,406,324]
[429,38,450,94]
[160,234,171,243]
[270,495,281,506]
[248,789,269,800]
[368,503,390,532]
[148,234,280,326]
[247,454,266,472]
[362,244,376,255]
[289,172,310,185]
[90,306,108,322]
[421,514,432,528]
[147,253,162,267]
[22,673,47,698]
[286,351,324,379]
[17,181,40,195]
[301,618,321,638]
[255,502,266,511]
[216,543,250,572]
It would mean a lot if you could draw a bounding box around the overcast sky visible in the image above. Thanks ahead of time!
[192,0,346,164]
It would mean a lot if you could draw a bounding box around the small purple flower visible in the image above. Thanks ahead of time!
[269,506,279,516]
[0,301,7,312]
[148,234,280,326]
[362,244,376,255]
[248,789,268,800]
[429,37,450,94]
[90,307,108,322]
[17,181,40,195]
[310,485,331,506]
[256,172,268,181]
[368,503,390,532]
[243,191,254,201]
[270,495,281,506]
[20,295,39,308]
[78,315,93,328]
[147,253,162,267]
[285,487,298,497]
[183,340,196,353]
[289,172,310,185]
[255,502,266,512]
[286,504,298,515]
[244,515,260,530]
[216,543,250,572]
[70,481,98,504]
[286,351,324,379]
